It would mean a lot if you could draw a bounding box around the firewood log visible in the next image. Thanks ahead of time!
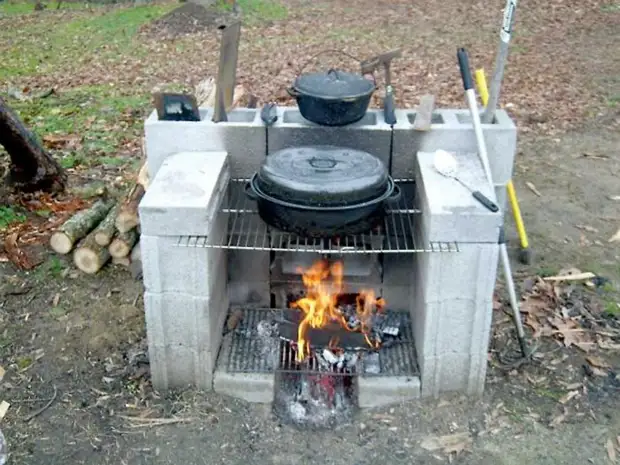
[109,228,138,258]
[112,256,131,267]
[73,229,111,274]
[50,199,114,254]
[115,184,144,234]
[93,203,120,246]
[129,241,142,280]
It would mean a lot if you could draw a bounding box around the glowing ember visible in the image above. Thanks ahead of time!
[290,259,385,362]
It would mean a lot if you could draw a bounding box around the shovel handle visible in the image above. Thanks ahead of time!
[457,48,474,91]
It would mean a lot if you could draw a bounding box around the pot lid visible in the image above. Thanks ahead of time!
[293,69,375,99]
[256,145,389,207]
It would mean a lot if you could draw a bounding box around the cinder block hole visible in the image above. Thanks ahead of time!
[408,112,444,125]
[226,109,257,123]
[456,113,499,125]
[282,109,377,126]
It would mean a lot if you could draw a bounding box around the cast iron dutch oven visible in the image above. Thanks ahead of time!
[245,145,401,237]
[287,68,376,126]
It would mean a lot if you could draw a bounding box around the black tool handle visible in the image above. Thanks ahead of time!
[260,102,278,126]
[384,90,396,125]
[472,190,499,212]
[457,48,474,91]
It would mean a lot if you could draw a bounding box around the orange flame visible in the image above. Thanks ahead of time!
[290,259,385,363]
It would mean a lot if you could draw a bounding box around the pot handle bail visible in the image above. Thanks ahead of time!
[286,87,300,98]
[244,181,258,201]
[386,183,402,204]
[294,49,362,76]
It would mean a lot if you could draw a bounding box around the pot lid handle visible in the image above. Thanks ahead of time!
[309,156,338,170]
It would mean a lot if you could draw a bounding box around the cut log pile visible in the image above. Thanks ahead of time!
[49,161,149,277]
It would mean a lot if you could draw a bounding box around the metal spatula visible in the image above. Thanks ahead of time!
[433,150,499,212]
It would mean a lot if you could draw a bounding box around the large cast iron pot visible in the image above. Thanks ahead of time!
[287,68,376,126]
[245,145,401,238]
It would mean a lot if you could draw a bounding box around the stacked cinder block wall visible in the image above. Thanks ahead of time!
[140,106,516,398]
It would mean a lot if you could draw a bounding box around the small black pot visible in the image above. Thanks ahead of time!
[245,145,401,237]
[288,69,375,126]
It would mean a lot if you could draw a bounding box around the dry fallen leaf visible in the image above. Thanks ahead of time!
[0,400,9,420]
[558,390,579,404]
[575,224,599,233]
[586,356,611,369]
[608,228,620,243]
[549,410,566,427]
[525,181,542,197]
[420,432,473,455]
[606,438,617,463]
[0,366,4,383]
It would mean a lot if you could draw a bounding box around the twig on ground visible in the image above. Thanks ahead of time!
[23,385,57,422]
[118,415,196,427]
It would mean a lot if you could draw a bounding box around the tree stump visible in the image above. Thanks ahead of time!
[0,96,67,193]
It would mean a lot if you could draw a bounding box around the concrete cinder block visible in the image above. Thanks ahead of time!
[382,253,414,312]
[267,107,392,169]
[145,285,228,390]
[411,244,498,358]
[228,249,271,306]
[357,375,421,408]
[144,108,266,179]
[140,216,227,296]
[415,151,502,243]
[392,108,517,185]
[419,351,489,398]
[138,151,230,237]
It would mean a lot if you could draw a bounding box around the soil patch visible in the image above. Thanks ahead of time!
[144,1,240,37]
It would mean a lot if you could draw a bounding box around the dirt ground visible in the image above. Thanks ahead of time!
[1,0,620,463]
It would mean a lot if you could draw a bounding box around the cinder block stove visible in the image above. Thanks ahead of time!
[138,106,517,408]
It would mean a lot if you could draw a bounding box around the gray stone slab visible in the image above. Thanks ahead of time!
[392,108,517,185]
[415,151,502,243]
[267,107,391,169]
[138,151,230,237]
[357,375,421,408]
[144,108,266,179]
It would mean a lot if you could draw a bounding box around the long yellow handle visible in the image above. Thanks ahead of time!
[474,68,529,250]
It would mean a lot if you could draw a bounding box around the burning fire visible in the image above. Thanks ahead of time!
[291,259,385,363]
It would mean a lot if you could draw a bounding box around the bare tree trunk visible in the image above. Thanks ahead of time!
[0,96,67,193]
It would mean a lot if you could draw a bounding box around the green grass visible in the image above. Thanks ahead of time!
[0,206,27,231]
[0,1,92,15]
[9,85,151,163]
[216,0,287,22]
[0,2,176,80]
[601,3,620,12]
[606,94,620,108]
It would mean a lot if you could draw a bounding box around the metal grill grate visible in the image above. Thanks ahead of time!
[175,179,459,254]
[225,308,419,377]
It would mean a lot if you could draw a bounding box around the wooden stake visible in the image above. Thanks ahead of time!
[50,199,114,254]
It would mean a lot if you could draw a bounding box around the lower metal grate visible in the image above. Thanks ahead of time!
[225,307,419,377]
